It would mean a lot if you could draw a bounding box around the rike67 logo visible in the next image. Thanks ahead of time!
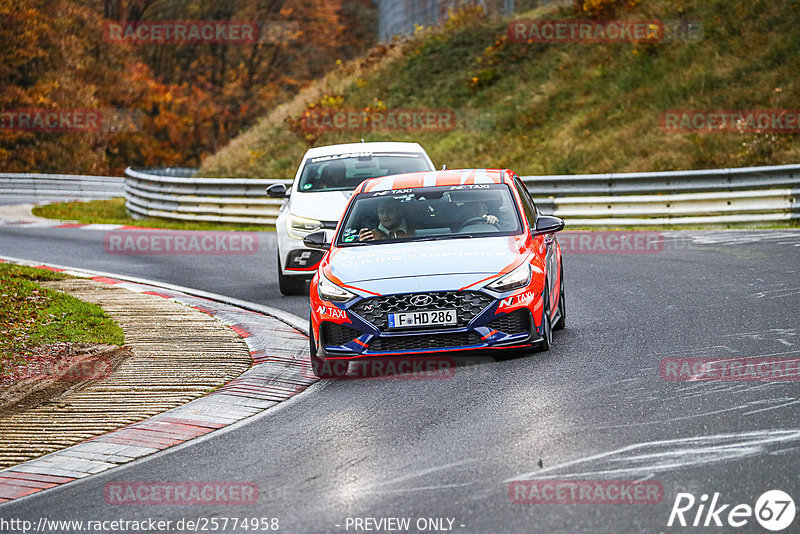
[668,490,796,531]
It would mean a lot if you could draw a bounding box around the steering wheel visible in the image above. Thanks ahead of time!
[457,217,503,232]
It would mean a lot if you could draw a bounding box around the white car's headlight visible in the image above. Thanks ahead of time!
[318,274,356,303]
[287,214,323,240]
[486,263,532,292]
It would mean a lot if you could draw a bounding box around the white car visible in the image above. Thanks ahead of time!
[268,142,435,295]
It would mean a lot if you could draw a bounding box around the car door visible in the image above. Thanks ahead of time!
[512,175,560,316]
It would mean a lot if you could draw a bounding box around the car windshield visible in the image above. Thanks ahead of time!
[336,184,523,246]
[297,152,431,192]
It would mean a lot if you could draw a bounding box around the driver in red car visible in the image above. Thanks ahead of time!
[464,200,499,225]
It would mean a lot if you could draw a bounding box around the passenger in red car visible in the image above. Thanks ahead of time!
[358,199,413,240]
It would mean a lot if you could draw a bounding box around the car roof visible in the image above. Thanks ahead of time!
[358,169,512,193]
[302,142,427,159]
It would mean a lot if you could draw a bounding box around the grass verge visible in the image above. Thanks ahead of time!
[0,263,125,376]
[31,198,275,232]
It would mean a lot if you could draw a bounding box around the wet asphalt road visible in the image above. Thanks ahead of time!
[1,219,799,533]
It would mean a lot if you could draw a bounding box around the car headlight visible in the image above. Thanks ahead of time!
[318,274,356,303]
[486,263,532,292]
[287,214,323,240]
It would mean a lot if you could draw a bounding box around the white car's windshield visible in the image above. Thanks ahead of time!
[336,184,523,246]
[297,152,432,192]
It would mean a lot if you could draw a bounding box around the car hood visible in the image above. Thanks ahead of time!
[290,190,353,222]
[327,237,524,293]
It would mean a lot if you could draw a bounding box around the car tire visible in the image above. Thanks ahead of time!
[277,253,307,296]
[309,317,348,379]
[554,265,566,331]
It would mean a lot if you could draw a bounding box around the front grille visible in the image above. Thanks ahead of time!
[352,291,494,330]
[368,332,481,352]
[322,322,362,346]
[487,310,530,335]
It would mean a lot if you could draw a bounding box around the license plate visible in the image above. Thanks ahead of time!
[388,309,457,328]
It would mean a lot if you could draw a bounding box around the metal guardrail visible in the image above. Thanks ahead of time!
[124,167,289,225]
[124,164,799,227]
[523,164,800,197]
[524,163,800,226]
[542,189,798,226]
[0,173,124,199]
[4,166,793,226]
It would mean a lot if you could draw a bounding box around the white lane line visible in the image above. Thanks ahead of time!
[588,405,751,431]
[364,482,474,495]
[752,287,800,299]
[505,429,800,482]
[646,345,738,357]
[367,459,478,489]
[742,399,800,416]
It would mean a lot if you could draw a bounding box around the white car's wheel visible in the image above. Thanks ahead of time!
[277,253,307,296]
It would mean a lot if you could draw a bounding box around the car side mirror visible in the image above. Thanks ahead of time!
[267,183,289,198]
[303,230,330,250]
[532,216,565,235]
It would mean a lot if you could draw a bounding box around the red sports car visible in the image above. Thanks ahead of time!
[303,169,566,378]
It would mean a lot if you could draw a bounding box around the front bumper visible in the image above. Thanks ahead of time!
[313,290,544,358]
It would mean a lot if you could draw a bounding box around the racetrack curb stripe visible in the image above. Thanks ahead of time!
[91,276,123,284]
[0,258,315,506]
[230,324,252,338]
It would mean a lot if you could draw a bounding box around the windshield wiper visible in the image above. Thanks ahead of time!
[416,234,475,241]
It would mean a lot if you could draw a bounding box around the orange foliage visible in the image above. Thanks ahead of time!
[573,0,642,19]
[0,0,376,174]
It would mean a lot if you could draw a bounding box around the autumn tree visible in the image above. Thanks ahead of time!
[1,0,376,173]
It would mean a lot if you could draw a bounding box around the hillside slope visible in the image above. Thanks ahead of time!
[200,0,800,178]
